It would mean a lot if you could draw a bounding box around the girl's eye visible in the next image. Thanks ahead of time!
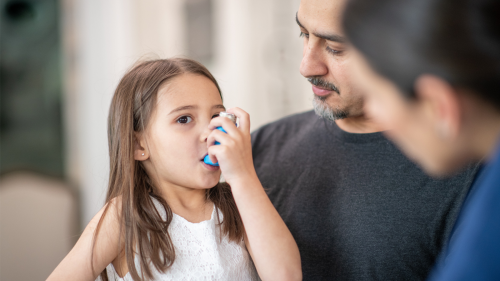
[212,113,220,119]
[299,31,309,39]
[177,116,192,124]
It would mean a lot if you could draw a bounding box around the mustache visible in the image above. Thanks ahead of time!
[307,77,340,94]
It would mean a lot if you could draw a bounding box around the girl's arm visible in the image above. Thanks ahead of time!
[47,199,123,281]
[207,108,302,281]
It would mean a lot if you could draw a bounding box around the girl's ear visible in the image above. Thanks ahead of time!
[414,74,462,139]
[134,132,149,161]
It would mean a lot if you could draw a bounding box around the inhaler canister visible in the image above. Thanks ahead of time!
[203,112,237,166]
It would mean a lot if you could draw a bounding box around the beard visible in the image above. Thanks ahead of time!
[308,76,348,121]
[312,94,348,122]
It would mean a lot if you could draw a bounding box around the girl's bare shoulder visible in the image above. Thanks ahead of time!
[87,196,123,239]
[46,197,125,281]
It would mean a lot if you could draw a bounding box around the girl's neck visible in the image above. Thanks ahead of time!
[157,183,214,223]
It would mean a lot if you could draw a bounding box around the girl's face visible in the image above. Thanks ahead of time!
[138,73,224,190]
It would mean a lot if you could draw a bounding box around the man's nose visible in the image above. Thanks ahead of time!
[300,41,328,78]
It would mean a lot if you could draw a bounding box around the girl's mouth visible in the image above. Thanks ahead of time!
[201,154,220,171]
[201,160,220,171]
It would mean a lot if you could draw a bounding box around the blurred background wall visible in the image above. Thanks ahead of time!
[0,0,311,279]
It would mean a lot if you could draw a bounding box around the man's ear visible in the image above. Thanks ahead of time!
[134,132,149,161]
[414,74,462,139]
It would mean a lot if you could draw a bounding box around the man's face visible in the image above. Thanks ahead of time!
[298,0,364,121]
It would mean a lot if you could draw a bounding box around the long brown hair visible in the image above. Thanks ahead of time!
[93,58,244,281]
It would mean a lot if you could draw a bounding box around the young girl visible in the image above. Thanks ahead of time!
[47,58,301,281]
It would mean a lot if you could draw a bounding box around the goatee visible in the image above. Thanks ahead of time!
[312,95,348,122]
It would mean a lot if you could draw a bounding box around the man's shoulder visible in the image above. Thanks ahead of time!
[251,110,319,156]
[251,110,317,140]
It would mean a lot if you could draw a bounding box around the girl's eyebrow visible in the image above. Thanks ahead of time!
[168,105,197,115]
[168,104,225,115]
[214,104,226,110]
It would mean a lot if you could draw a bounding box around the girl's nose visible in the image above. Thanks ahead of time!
[200,126,211,143]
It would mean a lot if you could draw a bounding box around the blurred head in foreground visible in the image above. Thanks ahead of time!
[343,0,500,176]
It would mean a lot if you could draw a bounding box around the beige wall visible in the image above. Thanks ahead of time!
[62,0,312,227]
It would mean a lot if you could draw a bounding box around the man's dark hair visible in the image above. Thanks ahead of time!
[343,0,500,108]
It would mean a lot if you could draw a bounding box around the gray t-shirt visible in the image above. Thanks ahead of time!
[251,111,478,281]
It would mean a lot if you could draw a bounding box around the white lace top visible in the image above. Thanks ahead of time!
[102,198,259,281]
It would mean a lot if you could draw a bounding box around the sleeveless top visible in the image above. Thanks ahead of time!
[102,198,259,281]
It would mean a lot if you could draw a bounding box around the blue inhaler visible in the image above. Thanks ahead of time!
[203,112,237,166]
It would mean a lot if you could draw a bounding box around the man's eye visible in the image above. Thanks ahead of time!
[299,31,309,39]
[177,116,192,124]
[326,46,341,55]
[212,113,220,119]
